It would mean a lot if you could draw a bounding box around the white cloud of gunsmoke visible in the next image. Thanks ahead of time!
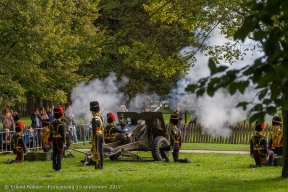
[69,72,129,123]
[168,28,269,138]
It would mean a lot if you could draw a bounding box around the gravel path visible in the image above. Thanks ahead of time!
[181,150,249,154]
[72,148,249,154]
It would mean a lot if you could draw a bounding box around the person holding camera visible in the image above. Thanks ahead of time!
[65,107,78,144]
[30,108,43,148]
[2,107,14,131]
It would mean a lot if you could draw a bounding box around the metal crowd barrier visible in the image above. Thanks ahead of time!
[0,124,92,154]
[0,130,15,154]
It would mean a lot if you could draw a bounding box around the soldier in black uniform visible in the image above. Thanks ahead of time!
[8,122,27,164]
[63,128,74,158]
[90,101,104,170]
[41,119,52,152]
[160,114,191,163]
[50,106,66,171]
[104,112,126,144]
[268,116,283,156]
[250,123,274,168]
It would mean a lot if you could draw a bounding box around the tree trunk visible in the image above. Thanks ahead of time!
[26,98,34,116]
[282,109,288,177]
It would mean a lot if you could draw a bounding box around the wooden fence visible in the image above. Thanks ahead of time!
[167,122,274,144]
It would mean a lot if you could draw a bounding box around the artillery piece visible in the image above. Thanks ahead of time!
[103,101,169,161]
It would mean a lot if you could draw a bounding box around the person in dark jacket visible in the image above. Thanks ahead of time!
[50,106,66,171]
[41,119,51,152]
[250,123,274,168]
[104,112,126,144]
[160,114,191,163]
[30,108,42,148]
[268,116,283,156]
[90,101,104,170]
[7,122,27,164]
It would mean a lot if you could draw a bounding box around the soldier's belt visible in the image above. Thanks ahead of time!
[96,130,103,135]
[53,135,62,138]
[174,141,180,144]
[253,147,264,150]
[104,136,116,139]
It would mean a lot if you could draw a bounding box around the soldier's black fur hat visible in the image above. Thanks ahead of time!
[54,107,63,119]
[90,101,100,112]
[42,119,50,127]
[15,122,24,132]
[272,116,282,126]
[170,114,179,125]
[255,123,264,132]
[107,113,115,123]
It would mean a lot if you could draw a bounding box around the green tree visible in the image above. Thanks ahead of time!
[0,0,103,108]
[186,0,288,177]
[79,0,193,98]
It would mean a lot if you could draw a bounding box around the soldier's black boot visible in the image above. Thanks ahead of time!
[185,157,191,163]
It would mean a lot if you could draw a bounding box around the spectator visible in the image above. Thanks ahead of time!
[40,107,49,121]
[65,107,78,144]
[27,128,36,149]
[30,108,42,148]
[142,107,150,112]
[2,107,14,131]
[46,105,56,123]
[12,110,20,124]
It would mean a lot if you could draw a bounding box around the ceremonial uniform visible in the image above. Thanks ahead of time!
[50,106,66,171]
[250,123,274,167]
[269,116,283,156]
[41,119,51,152]
[8,122,27,164]
[104,113,126,144]
[160,114,191,163]
[63,128,74,158]
[90,101,104,170]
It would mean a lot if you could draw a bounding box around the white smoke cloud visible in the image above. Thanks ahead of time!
[69,72,129,122]
[167,28,270,137]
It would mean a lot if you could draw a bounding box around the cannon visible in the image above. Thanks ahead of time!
[103,101,169,161]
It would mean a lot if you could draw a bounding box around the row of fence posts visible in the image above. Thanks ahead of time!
[169,122,275,144]
[1,122,275,154]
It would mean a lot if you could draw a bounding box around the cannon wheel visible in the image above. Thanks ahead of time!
[151,136,169,161]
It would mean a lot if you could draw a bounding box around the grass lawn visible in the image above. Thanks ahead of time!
[1,144,287,192]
